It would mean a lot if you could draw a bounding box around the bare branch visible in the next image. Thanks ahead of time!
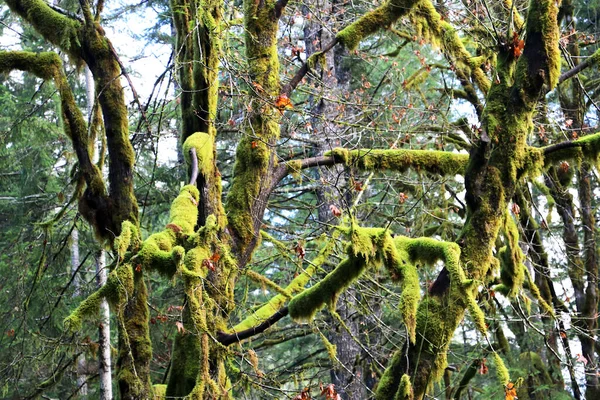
[189,148,199,186]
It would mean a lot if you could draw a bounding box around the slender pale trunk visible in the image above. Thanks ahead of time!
[71,228,88,395]
[96,250,113,399]
[86,65,113,399]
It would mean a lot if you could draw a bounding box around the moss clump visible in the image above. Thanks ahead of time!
[3,1,83,61]
[375,350,410,400]
[327,148,469,176]
[114,220,140,260]
[183,132,214,176]
[169,185,200,234]
[395,374,414,400]
[318,332,338,364]
[497,214,525,297]
[229,232,339,334]
[409,0,491,93]
[153,384,167,400]
[288,226,466,345]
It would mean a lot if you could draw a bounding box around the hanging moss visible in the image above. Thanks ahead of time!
[289,255,366,321]
[375,351,405,400]
[497,214,525,297]
[523,267,554,316]
[245,269,292,298]
[64,263,134,332]
[328,148,468,176]
[153,384,167,400]
[318,332,338,364]
[409,0,491,93]
[493,352,510,386]
[114,220,141,260]
[395,374,414,400]
[170,185,200,234]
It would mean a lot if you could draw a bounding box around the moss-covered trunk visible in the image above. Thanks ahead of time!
[225,0,282,263]
[376,0,560,397]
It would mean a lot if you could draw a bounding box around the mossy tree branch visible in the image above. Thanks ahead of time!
[410,0,491,95]
[282,0,420,97]
[0,50,109,233]
[6,0,138,242]
[379,0,562,397]
[225,0,283,264]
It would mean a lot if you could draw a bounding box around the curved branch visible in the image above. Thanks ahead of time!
[189,148,199,186]
[5,0,83,60]
[559,48,600,84]
[217,307,289,346]
[541,131,600,164]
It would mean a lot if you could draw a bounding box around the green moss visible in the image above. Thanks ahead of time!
[523,267,554,316]
[114,220,140,260]
[395,374,414,400]
[375,350,404,400]
[153,384,167,400]
[117,276,153,398]
[466,292,487,335]
[493,352,510,386]
[498,214,525,297]
[336,0,418,50]
[4,1,83,61]
[286,159,303,181]
[183,132,214,176]
[409,0,490,93]
[246,269,292,298]
[64,263,134,332]
[170,185,200,234]
[327,148,468,176]
[229,232,338,334]
[289,255,367,321]
[318,332,337,364]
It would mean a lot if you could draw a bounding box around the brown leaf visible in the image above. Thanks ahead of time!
[505,382,517,400]
[576,353,588,365]
[320,383,341,400]
[166,223,182,233]
[175,321,185,334]
[203,259,216,271]
[294,243,306,259]
[511,203,520,216]
[275,94,293,113]
[479,358,488,374]
[399,193,409,204]
[512,32,525,58]
[329,204,342,217]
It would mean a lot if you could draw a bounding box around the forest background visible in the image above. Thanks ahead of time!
[1,0,600,399]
